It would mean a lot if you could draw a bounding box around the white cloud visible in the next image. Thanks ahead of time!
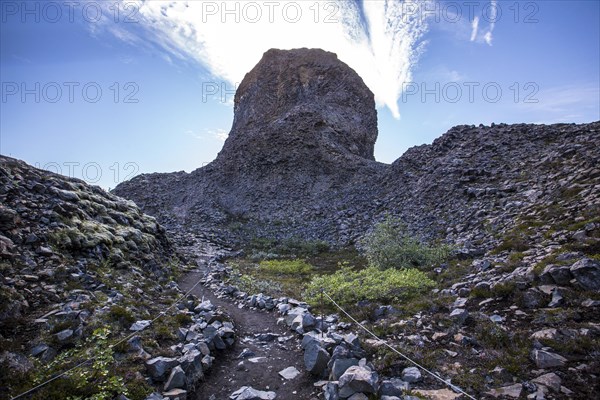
[483,31,493,46]
[187,129,229,142]
[211,129,229,142]
[484,0,498,46]
[93,0,433,119]
[470,16,479,42]
[466,1,497,46]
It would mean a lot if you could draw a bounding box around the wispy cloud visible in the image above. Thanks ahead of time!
[92,0,433,119]
[522,85,600,121]
[470,16,480,42]
[466,1,497,46]
[484,0,497,46]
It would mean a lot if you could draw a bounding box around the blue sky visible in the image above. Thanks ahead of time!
[1,0,599,189]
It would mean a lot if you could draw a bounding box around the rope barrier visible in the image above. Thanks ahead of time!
[321,290,478,400]
[10,273,207,400]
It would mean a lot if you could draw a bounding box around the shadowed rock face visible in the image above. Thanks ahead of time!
[112,48,388,243]
[211,48,380,196]
[223,48,377,161]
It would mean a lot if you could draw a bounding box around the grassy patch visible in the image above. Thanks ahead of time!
[258,259,313,275]
[246,237,330,259]
[303,265,435,309]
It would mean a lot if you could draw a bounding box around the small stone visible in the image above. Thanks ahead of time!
[323,381,339,400]
[570,258,600,290]
[532,372,561,392]
[278,366,300,380]
[229,386,276,400]
[55,329,73,342]
[31,343,49,357]
[330,357,359,380]
[146,357,179,382]
[531,350,567,369]
[449,308,468,323]
[582,298,600,307]
[378,378,408,397]
[401,366,422,383]
[548,289,564,307]
[414,388,461,400]
[486,383,523,398]
[238,348,255,359]
[130,320,151,331]
[164,366,186,391]
[338,365,379,397]
[489,314,504,323]
[304,342,330,376]
[347,393,368,400]
[162,389,187,400]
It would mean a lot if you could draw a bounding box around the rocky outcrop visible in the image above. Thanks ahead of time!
[0,156,238,399]
[113,48,600,252]
[113,48,387,243]
[0,156,175,322]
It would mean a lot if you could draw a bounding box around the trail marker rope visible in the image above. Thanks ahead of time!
[321,290,478,400]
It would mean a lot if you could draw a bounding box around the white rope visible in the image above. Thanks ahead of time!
[10,275,207,400]
[321,290,478,400]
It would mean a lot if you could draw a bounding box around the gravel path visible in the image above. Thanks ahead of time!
[179,271,320,400]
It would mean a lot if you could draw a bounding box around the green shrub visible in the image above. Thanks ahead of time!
[361,217,452,270]
[258,259,313,275]
[23,327,129,400]
[303,265,435,307]
[108,306,135,327]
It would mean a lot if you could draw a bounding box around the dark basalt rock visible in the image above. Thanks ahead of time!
[112,48,600,250]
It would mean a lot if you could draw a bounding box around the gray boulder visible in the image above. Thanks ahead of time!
[338,365,379,398]
[164,366,186,391]
[146,357,179,382]
[379,378,409,397]
[304,342,330,376]
[178,349,204,384]
[230,386,277,400]
[531,349,567,368]
[570,258,600,290]
[330,357,359,380]
[401,367,422,383]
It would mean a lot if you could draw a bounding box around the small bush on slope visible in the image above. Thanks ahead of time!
[361,216,452,270]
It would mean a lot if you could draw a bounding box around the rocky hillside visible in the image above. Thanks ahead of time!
[113,49,600,252]
[109,48,600,399]
[0,157,236,399]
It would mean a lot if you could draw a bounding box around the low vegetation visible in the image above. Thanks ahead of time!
[361,216,452,270]
[258,259,313,275]
[303,264,435,308]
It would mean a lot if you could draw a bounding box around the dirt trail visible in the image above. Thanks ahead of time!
[179,271,320,400]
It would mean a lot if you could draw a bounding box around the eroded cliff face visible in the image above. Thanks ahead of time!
[114,48,387,241]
